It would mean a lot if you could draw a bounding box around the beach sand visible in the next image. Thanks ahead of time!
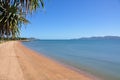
[0,41,93,80]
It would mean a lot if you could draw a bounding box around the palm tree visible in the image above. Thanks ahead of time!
[0,1,29,39]
[17,0,44,13]
[3,0,44,15]
[0,0,44,39]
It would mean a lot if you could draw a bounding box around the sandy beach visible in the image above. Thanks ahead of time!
[0,41,93,80]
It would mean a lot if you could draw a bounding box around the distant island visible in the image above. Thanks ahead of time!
[72,36,120,40]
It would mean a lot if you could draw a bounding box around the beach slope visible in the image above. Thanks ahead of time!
[0,41,92,80]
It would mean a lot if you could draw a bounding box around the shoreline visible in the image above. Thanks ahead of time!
[26,46,100,80]
[21,41,101,80]
[0,41,95,80]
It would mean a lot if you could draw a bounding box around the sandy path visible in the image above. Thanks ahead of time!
[0,41,93,80]
[0,41,24,80]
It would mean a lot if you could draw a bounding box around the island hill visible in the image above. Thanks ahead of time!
[71,36,120,40]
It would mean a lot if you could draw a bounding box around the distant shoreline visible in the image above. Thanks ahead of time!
[19,39,30,42]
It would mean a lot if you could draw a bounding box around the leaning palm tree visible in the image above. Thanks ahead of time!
[16,0,44,13]
[0,0,44,39]
[1,0,44,14]
[2,0,44,15]
[0,1,29,39]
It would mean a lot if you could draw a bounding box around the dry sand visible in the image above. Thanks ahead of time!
[0,41,93,80]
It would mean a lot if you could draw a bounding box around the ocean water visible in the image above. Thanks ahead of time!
[22,39,120,80]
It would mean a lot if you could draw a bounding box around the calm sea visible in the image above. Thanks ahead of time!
[22,39,120,80]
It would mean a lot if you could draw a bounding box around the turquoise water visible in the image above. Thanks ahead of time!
[22,39,120,80]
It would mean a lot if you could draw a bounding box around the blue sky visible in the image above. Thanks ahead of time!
[21,0,120,39]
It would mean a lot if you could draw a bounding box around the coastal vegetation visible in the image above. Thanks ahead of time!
[0,0,44,39]
[0,37,27,40]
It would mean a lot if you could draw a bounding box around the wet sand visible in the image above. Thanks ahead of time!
[0,41,94,80]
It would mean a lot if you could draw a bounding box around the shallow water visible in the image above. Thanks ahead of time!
[22,39,120,80]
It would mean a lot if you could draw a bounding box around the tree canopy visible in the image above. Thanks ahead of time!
[0,0,44,39]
